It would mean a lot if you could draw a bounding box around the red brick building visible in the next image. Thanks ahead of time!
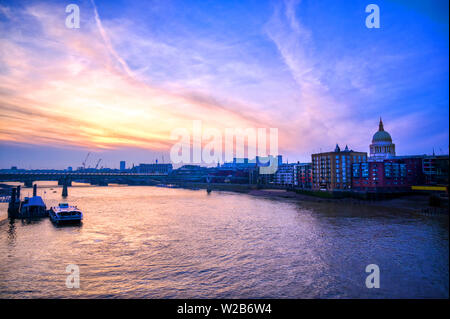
[352,156,425,192]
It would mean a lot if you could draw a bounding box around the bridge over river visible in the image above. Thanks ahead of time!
[0,172,169,187]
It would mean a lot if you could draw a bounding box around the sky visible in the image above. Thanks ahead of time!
[0,0,448,169]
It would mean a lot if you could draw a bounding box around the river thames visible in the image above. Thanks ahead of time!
[0,183,448,298]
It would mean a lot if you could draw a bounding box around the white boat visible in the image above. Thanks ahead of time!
[49,203,83,224]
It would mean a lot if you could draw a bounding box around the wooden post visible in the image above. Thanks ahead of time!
[10,188,16,204]
[8,188,19,218]
[62,179,68,197]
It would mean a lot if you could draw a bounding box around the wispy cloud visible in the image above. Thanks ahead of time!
[90,0,134,77]
[264,0,360,151]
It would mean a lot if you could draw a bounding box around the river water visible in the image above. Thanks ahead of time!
[0,182,448,298]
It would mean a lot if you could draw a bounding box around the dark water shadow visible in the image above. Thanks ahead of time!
[51,221,83,228]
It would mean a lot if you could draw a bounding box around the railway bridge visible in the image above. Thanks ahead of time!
[0,172,169,187]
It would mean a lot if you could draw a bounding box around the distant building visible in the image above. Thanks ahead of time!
[369,118,396,161]
[209,167,252,184]
[135,163,173,174]
[274,163,296,186]
[221,155,282,170]
[169,165,208,182]
[312,145,367,190]
[422,155,449,186]
[214,156,281,184]
[67,166,73,171]
[273,162,312,188]
[294,163,312,189]
[221,158,257,170]
[120,161,126,171]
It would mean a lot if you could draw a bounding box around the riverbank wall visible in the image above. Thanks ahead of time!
[170,182,258,192]
[169,181,421,200]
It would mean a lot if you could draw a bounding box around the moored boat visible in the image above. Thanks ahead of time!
[49,203,83,224]
[19,196,48,218]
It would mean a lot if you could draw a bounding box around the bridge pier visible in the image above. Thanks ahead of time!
[62,183,68,197]
[60,178,71,197]
[24,180,33,187]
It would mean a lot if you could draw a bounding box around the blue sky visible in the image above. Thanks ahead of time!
[0,0,448,169]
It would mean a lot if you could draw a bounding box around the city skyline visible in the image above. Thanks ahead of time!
[1,117,447,170]
[0,0,449,169]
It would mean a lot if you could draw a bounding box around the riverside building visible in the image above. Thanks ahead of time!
[352,155,424,191]
[273,163,296,186]
[312,145,367,190]
[294,163,312,189]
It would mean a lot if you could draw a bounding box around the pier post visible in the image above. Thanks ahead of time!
[8,188,16,217]
[8,187,20,218]
[10,188,16,204]
[206,176,212,194]
[61,178,69,197]
[62,183,68,197]
[33,184,37,197]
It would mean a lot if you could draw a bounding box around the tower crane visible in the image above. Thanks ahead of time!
[82,152,91,170]
[94,159,102,170]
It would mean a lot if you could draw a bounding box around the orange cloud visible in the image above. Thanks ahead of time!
[0,3,283,154]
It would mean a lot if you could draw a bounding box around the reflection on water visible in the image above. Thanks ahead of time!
[0,183,448,298]
[6,219,16,245]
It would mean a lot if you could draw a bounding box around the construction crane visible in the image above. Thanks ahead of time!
[82,152,91,170]
[94,159,102,170]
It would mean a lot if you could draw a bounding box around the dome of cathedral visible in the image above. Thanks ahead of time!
[372,118,392,143]
[372,130,392,142]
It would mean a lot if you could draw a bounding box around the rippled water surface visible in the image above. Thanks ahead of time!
[0,183,448,298]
